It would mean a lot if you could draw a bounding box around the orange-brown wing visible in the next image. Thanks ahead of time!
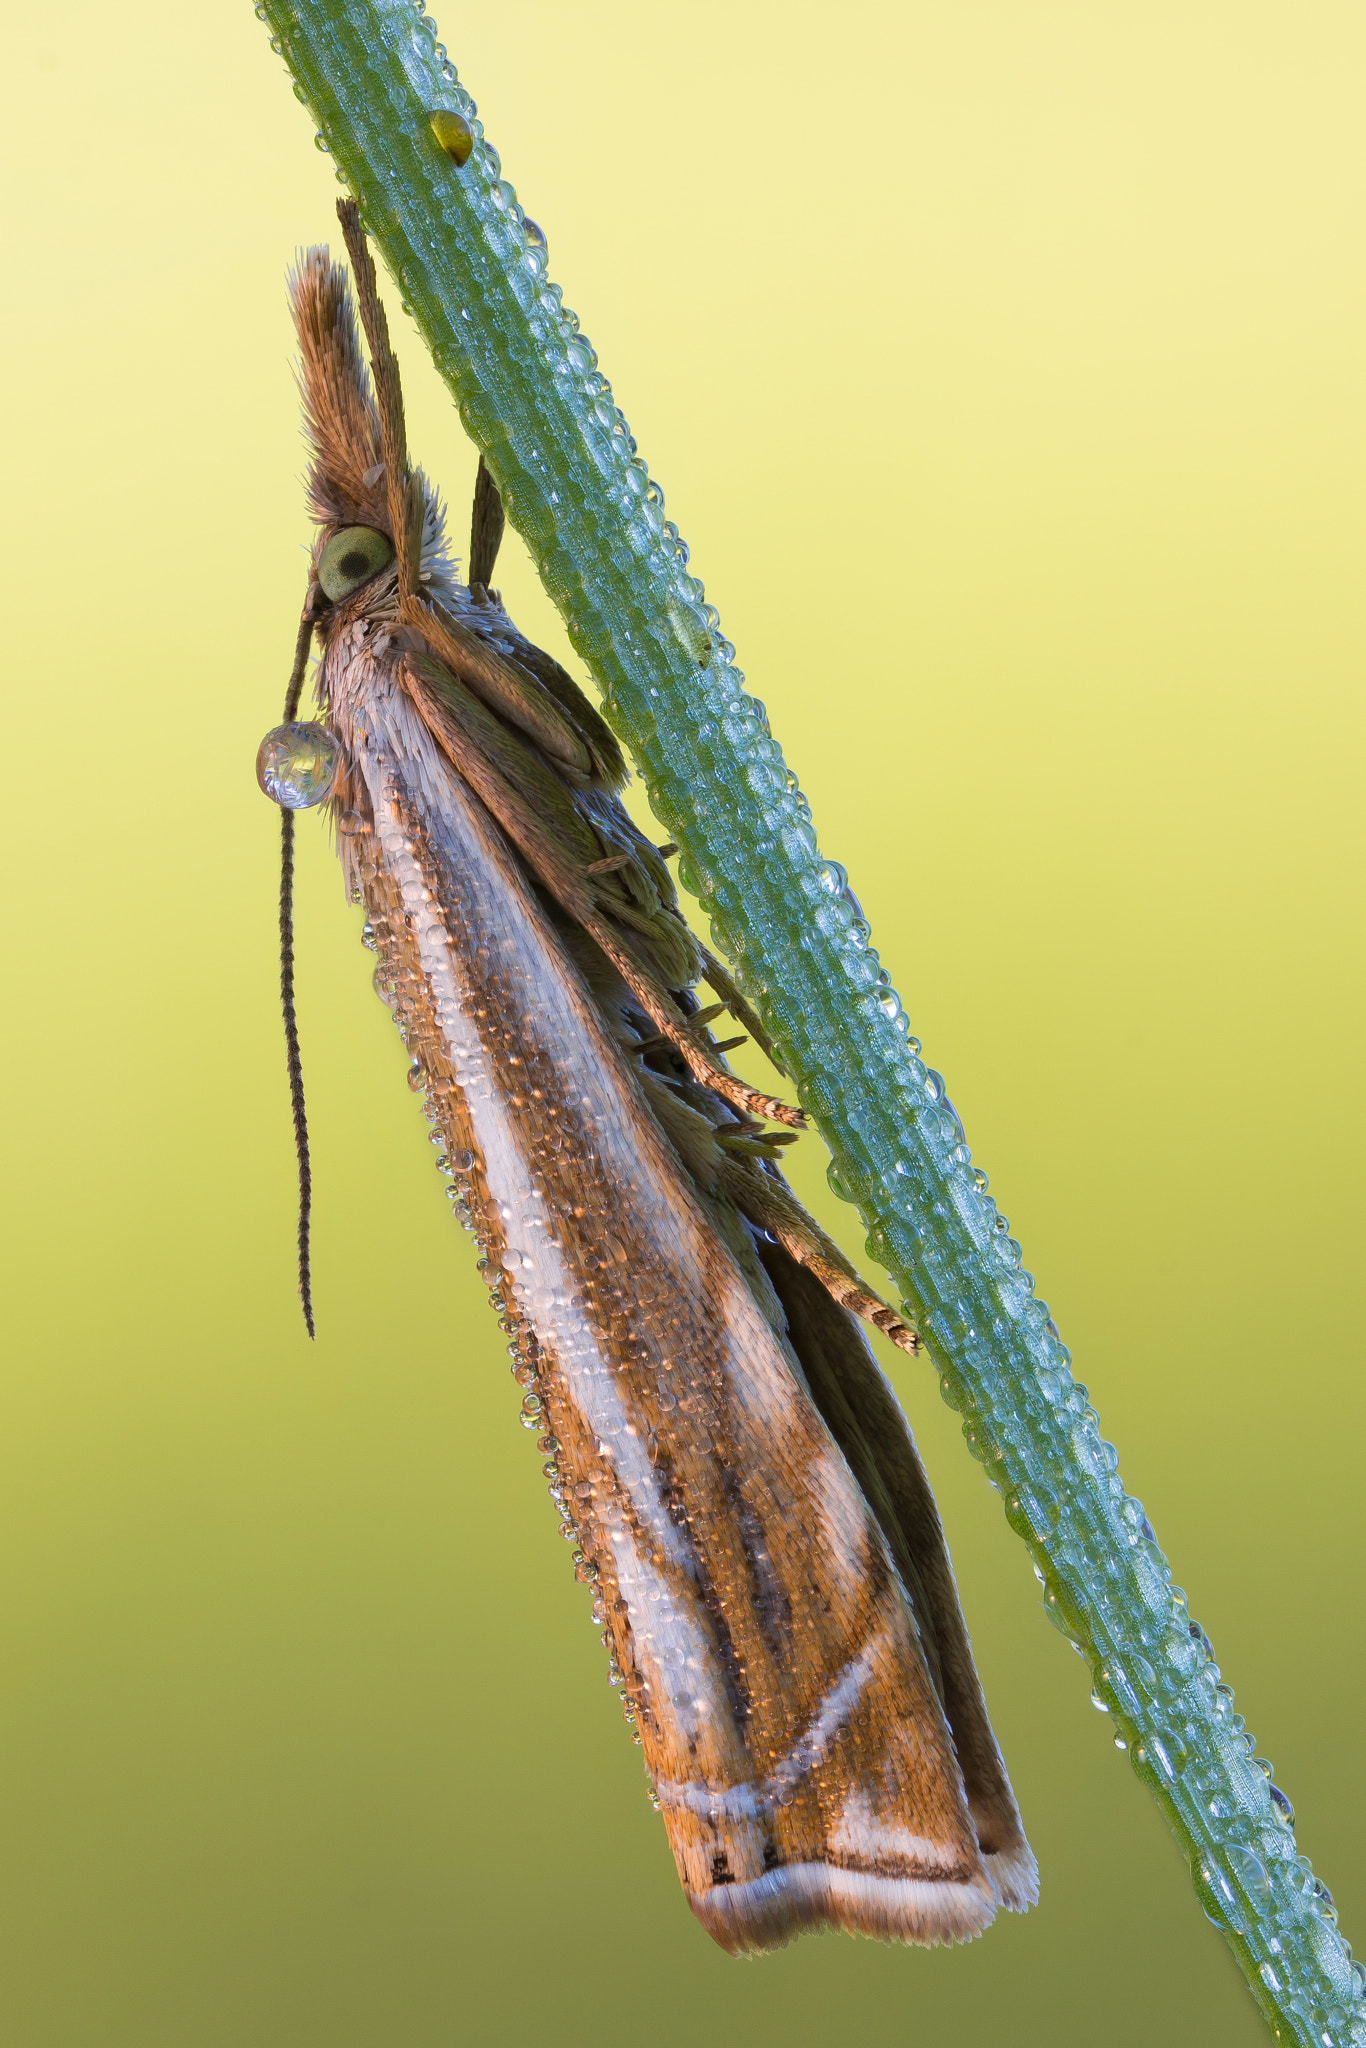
[324,643,1032,1951]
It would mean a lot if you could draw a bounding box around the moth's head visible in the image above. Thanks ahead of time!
[288,245,452,625]
[289,245,409,628]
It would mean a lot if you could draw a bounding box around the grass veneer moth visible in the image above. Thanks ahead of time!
[256,199,1037,1954]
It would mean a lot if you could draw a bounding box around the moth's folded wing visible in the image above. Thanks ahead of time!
[757,1240,1038,1915]
[334,669,1024,1956]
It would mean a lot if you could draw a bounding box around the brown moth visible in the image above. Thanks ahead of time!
[257,198,1037,1954]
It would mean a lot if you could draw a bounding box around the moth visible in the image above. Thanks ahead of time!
[256,198,1037,1954]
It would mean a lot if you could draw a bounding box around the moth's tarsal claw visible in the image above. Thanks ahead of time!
[257,722,340,810]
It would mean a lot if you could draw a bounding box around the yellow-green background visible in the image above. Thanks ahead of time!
[3,3,1361,2042]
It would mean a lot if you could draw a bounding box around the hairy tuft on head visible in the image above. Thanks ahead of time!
[287,248,389,532]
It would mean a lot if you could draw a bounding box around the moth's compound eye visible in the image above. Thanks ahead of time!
[256,721,340,809]
[317,525,394,600]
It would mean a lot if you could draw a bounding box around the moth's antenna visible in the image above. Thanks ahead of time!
[283,603,311,724]
[469,455,505,591]
[280,607,316,1338]
[334,199,418,602]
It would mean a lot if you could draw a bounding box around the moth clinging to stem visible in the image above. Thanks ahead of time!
[255,198,1037,1954]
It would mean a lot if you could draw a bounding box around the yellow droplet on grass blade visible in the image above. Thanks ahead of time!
[429,110,474,166]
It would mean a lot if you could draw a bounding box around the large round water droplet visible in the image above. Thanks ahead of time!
[256,722,338,808]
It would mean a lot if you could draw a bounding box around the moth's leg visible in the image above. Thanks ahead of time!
[695,942,786,1071]
[717,1152,922,1358]
[469,455,506,593]
[776,1239,921,1357]
[334,199,419,601]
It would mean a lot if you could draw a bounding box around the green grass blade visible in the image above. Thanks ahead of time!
[254,4,1362,2038]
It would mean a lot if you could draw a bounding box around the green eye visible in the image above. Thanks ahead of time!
[318,526,394,600]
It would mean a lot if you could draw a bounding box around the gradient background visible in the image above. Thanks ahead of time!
[3,3,1362,2042]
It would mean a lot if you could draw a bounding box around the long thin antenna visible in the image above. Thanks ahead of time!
[280,606,316,1337]
[283,605,312,723]
[280,809,314,1337]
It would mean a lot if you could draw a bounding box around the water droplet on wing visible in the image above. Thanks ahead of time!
[256,722,338,809]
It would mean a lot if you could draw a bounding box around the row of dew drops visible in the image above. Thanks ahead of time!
[359,897,652,1781]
